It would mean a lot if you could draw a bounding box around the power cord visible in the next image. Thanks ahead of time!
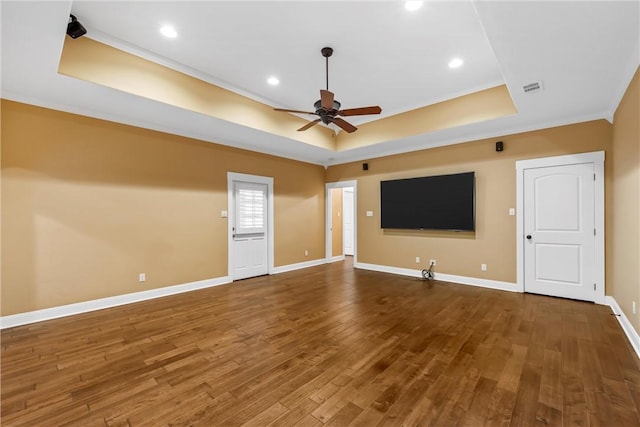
[422,261,435,281]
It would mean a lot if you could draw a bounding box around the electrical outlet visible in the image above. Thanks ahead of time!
[415,256,420,264]
[429,259,436,266]
[304,250,309,256]
[139,273,146,282]
[633,301,637,315]
[481,264,487,271]
[509,208,515,216]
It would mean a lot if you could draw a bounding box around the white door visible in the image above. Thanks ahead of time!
[343,188,354,256]
[523,163,596,301]
[232,181,268,280]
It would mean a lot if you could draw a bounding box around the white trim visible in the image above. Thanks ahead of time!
[434,272,519,293]
[321,111,609,168]
[515,151,605,304]
[2,256,332,329]
[325,181,358,265]
[354,262,518,292]
[0,276,231,329]
[84,32,286,112]
[272,258,326,274]
[606,55,640,122]
[227,172,275,280]
[329,255,346,263]
[606,296,640,359]
[355,262,420,278]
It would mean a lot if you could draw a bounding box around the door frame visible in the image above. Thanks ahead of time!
[228,172,275,280]
[515,151,605,303]
[326,180,357,263]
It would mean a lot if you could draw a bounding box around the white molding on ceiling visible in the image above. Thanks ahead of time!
[85,30,283,110]
[605,52,640,123]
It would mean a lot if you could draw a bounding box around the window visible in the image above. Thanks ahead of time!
[235,182,266,235]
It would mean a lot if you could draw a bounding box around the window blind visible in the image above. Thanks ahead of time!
[235,183,266,235]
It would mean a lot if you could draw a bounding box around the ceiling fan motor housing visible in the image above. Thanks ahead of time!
[314,99,341,124]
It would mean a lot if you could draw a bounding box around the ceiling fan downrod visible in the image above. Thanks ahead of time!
[321,47,333,91]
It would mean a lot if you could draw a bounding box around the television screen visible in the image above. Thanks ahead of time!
[380,172,475,231]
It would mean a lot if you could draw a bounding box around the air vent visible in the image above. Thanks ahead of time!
[523,81,543,94]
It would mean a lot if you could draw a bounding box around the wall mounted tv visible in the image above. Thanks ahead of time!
[380,172,475,231]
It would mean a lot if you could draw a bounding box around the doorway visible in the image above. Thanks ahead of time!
[227,172,274,280]
[516,151,604,303]
[326,180,357,264]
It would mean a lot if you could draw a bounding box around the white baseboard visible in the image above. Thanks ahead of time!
[329,255,345,263]
[2,258,330,329]
[0,276,231,329]
[272,258,326,274]
[606,296,640,359]
[434,272,519,292]
[354,262,518,292]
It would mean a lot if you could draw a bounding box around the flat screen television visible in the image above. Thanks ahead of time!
[380,172,475,231]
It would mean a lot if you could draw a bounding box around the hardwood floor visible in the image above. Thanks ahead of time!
[2,259,640,426]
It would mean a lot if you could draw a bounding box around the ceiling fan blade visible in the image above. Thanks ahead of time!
[320,90,334,110]
[297,119,322,132]
[274,108,316,115]
[332,117,358,133]
[338,106,382,116]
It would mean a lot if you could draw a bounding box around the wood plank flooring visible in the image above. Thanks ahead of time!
[2,259,640,426]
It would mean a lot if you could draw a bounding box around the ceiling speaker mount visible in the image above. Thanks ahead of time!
[67,14,87,39]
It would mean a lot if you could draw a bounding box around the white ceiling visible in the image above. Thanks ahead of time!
[2,1,639,166]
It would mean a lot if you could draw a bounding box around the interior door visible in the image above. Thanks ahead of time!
[343,188,354,256]
[523,163,596,301]
[232,181,268,280]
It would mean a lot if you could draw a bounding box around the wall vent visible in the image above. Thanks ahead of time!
[523,81,543,94]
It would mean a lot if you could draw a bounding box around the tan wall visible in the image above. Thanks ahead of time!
[611,66,640,335]
[1,100,325,316]
[331,188,343,257]
[326,121,612,284]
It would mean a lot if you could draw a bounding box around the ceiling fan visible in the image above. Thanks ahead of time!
[274,47,382,133]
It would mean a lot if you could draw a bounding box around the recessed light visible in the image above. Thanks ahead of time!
[405,1,424,11]
[267,76,280,86]
[160,25,177,38]
[448,57,464,69]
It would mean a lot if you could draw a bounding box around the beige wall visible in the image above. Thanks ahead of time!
[1,100,325,316]
[326,121,612,284]
[331,188,343,257]
[611,67,640,335]
[2,89,635,322]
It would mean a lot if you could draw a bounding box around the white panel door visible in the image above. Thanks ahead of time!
[343,188,354,256]
[524,163,596,301]
[232,182,268,280]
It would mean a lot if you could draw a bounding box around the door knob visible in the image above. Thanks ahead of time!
[526,235,532,240]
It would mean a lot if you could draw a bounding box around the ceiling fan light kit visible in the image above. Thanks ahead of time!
[273,47,382,134]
